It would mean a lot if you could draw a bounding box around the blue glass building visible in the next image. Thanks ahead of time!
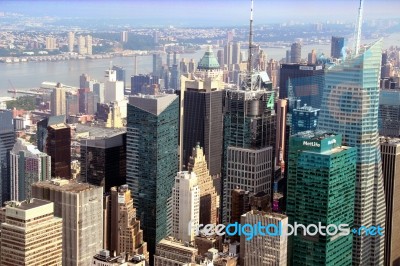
[318,39,386,264]
[126,94,179,257]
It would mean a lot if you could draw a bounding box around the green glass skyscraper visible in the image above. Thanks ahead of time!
[318,39,386,264]
[126,94,179,258]
[287,131,356,265]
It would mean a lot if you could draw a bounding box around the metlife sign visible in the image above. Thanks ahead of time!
[302,141,320,147]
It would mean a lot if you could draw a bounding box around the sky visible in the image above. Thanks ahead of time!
[1,0,399,26]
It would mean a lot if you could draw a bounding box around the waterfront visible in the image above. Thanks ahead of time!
[1,33,399,97]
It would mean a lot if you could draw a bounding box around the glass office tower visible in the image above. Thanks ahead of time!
[318,39,386,264]
[126,94,179,257]
[287,132,356,265]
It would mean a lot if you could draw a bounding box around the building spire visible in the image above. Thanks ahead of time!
[354,0,364,56]
[247,0,254,73]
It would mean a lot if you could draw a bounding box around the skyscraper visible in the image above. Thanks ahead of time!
[131,74,158,95]
[232,41,241,65]
[68,31,75,52]
[152,53,163,77]
[331,36,345,59]
[222,0,276,224]
[187,144,219,225]
[170,52,179,90]
[379,137,400,265]
[10,138,51,201]
[379,89,400,137]
[104,69,124,102]
[126,94,179,256]
[86,35,92,55]
[279,63,325,108]
[318,39,386,264]
[45,36,57,50]
[112,65,126,92]
[287,132,356,265]
[46,123,71,179]
[171,171,199,243]
[78,35,86,55]
[308,49,317,64]
[222,74,275,223]
[0,199,63,265]
[109,185,149,260]
[291,104,320,134]
[181,47,224,176]
[240,210,288,266]
[0,109,15,205]
[51,84,66,116]
[32,179,104,266]
[36,115,65,152]
[79,126,126,192]
[121,31,128,43]
[290,42,301,63]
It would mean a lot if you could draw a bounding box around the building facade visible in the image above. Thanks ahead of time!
[126,94,179,256]
[46,123,71,179]
[222,75,275,224]
[172,171,199,243]
[240,210,288,266]
[0,110,14,205]
[109,185,149,260]
[318,40,386,264]
[379,89,400,137]
[31,179,103,266]
[0,199,62,266]
[287,132,356,265]
[290,42,301,63]
[291,104,320,134]
[380,138,400,265]
[331,36,345,59]
[279,63,324,108]
[51,85,66,116]
[154,238,198,266]
[181,47,224,177]
[80,130,126,192]
[187,144,219,225]
[10,138,51,201]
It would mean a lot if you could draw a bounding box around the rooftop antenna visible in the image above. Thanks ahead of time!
[354,0,364,56]
[247,0,254,73]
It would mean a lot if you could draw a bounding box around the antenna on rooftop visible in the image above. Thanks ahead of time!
[354,0,364,56]
[247,0,254,73]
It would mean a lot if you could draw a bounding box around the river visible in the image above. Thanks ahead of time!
[1,33,399,97]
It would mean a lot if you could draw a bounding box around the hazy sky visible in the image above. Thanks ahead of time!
[1,0,399,26]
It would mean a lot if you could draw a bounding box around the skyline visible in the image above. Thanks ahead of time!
[1,0,400,26]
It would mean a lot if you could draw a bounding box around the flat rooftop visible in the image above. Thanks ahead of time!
[74,123,126,139]
[33,179,101,193]
[48,123,68,130]
[5,198,52,210]
[380,137,400,145]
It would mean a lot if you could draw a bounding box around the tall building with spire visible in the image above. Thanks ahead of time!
[318,39,386,264]
[222,0,275,224]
